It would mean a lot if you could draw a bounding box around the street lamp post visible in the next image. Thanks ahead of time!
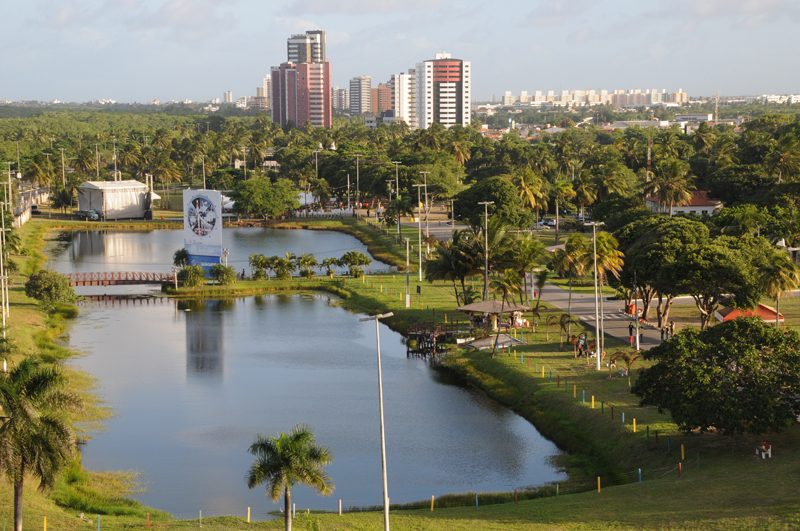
[586,221,605,370]
[405,238,411,308]
[355,153,362,210]
[478,201,494,300]
[413,184,425,282]
[359,312,395,531]
[392,161,401,241]
[419,171,430,239]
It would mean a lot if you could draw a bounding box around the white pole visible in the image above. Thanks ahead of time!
[592,223,601,370]
[202,155,206,190]
[360,312,394,531]
[405,239,411,308]
[0,200,6,340]
[414,185,423,282]
[355,154,361,209]
[478,201,494,300]
[393,161,401,241]
[95,143,100,179]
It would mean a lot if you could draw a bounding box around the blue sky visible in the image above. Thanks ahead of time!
[1,0,799,102]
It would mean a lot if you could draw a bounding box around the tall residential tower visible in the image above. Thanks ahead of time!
[272,30,332,128]
[416,52,471,129]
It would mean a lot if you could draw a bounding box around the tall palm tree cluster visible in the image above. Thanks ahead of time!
[3,111,800,235]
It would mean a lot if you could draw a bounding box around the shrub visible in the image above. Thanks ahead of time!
[178,265,206,288]
[24,269,76,310]
[210,264,236,285]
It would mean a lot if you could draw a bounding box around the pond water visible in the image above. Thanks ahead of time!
[53,230,565,519]
[48,227,392,277]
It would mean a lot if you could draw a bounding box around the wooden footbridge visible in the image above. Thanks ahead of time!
[65,271,176,287]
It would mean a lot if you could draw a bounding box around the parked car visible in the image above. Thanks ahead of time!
[30,205,41,215]
[76,209,100,221]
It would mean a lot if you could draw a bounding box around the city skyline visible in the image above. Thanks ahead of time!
[1,0,799,102]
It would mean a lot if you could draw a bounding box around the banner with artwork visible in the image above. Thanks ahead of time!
[183,189,222,268]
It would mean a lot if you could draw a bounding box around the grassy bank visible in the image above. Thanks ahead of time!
[6,219,800,528]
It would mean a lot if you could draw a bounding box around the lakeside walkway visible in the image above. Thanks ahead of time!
[539,281,665,351]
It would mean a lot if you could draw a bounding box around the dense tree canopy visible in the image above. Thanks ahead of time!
[634,318,800,435]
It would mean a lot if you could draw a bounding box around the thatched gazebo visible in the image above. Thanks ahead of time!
[457,300,531,332]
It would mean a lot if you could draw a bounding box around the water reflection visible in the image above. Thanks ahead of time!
[68,295,565,518]
[181,300,228,378]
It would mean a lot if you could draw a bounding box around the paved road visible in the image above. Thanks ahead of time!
[539,281,665,351]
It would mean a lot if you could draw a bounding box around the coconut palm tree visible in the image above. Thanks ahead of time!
[513,168,548,220]
[509,234,546,304]
[550,172,576,244]
[0,358,82,531]
[644,158,694,215]
[595,232,624,355]
[759,250,800,327]
[295,253,318,278]
[319,257,340,278]
[247,424,333,531]
[551,234,590,340]
[249,253,268,280]
[489,269,522,358]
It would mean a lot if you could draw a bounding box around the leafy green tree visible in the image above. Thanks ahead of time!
[633,318,800,434]
[674,240,763,329]
[270,253,296,280]
[550,234,590,338]
[295,254,318,278]
[232,177,300,219]
[319,257,340,278]
[0,357,82,531]
[24,270,76,310]
[210,264,236,285]
[454,176,533,228]
[339,251,371,278]
[249,253,268,280]
[246,425,333,531]
[178,265,205,287]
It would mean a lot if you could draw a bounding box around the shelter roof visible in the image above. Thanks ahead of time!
[78,180,149,191]
[465,334,525,351]
[458,300,530,314]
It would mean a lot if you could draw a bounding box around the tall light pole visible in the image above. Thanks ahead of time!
[392,161,401,241]
[60,148,66,187]
[95,143,100,179]
[359,312,394,531]
[354,153,362,210]
[413,184,425,282]
[313,149,321,207]
[419,171,430,239]
[586,221,605,370]
[112,139,118,181]
[478,201,494,300]
[405,238,411,308]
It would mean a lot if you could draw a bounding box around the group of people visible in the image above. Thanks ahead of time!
[660,320,677,341]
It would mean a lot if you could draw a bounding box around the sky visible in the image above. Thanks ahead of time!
[1,0,799,103]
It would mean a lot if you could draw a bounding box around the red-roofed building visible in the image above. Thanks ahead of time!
[646,190,723,216]
[714,303,784,324]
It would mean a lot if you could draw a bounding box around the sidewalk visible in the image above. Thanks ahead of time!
[539,282,665,351]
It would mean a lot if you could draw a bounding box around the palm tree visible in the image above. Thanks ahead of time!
[550,172,576,244]
[319,257,340,278]
[247,424,333,531]
[489,269,522,358]
[509,235,545,304]
[595,232,624,355]
[513,168,548,220]
[249,253,268,280]
[0,358,82,531]
[759,250,800,327]
[644,158,694,215]
[295,253,318,278]
[609,351,642,388]
[550,234,590,339]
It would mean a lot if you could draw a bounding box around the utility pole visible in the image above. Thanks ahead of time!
[346,173,351,211]
[587,221,605,370]
[112,139,118,181]
[392,161,401,241]
[355,153,362,210]
[405,238,411,308]
[60,148,66,187]
[478,201,494,300]
[95,143,100,179]
[419,171,430,240]
[413,184,425,282]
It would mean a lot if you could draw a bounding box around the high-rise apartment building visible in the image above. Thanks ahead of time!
[389,71,417,128]
[349,75,372,116]
[223,90,233,104]
[333,87,349,112]
[416,52,471,129]
[372,83,392,114]
[287,30,326,63]
[271,62,331,128]
[271,30,332,128]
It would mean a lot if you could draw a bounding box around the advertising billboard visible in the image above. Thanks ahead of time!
[183,189,222,269]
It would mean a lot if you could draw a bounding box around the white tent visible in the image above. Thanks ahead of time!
[78,180,160,219]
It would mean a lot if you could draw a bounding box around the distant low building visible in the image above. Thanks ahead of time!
[645,190,723,216]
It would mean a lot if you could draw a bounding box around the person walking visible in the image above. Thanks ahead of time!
[660,327,665,341]
[628,322,635,346]
[669,320,676,338]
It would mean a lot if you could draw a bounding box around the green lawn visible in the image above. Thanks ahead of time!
[4,218,800,529]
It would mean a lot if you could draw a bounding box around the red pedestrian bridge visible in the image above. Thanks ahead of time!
[65,271,176,287]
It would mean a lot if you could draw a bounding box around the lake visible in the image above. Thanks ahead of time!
[52,230,565,519]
